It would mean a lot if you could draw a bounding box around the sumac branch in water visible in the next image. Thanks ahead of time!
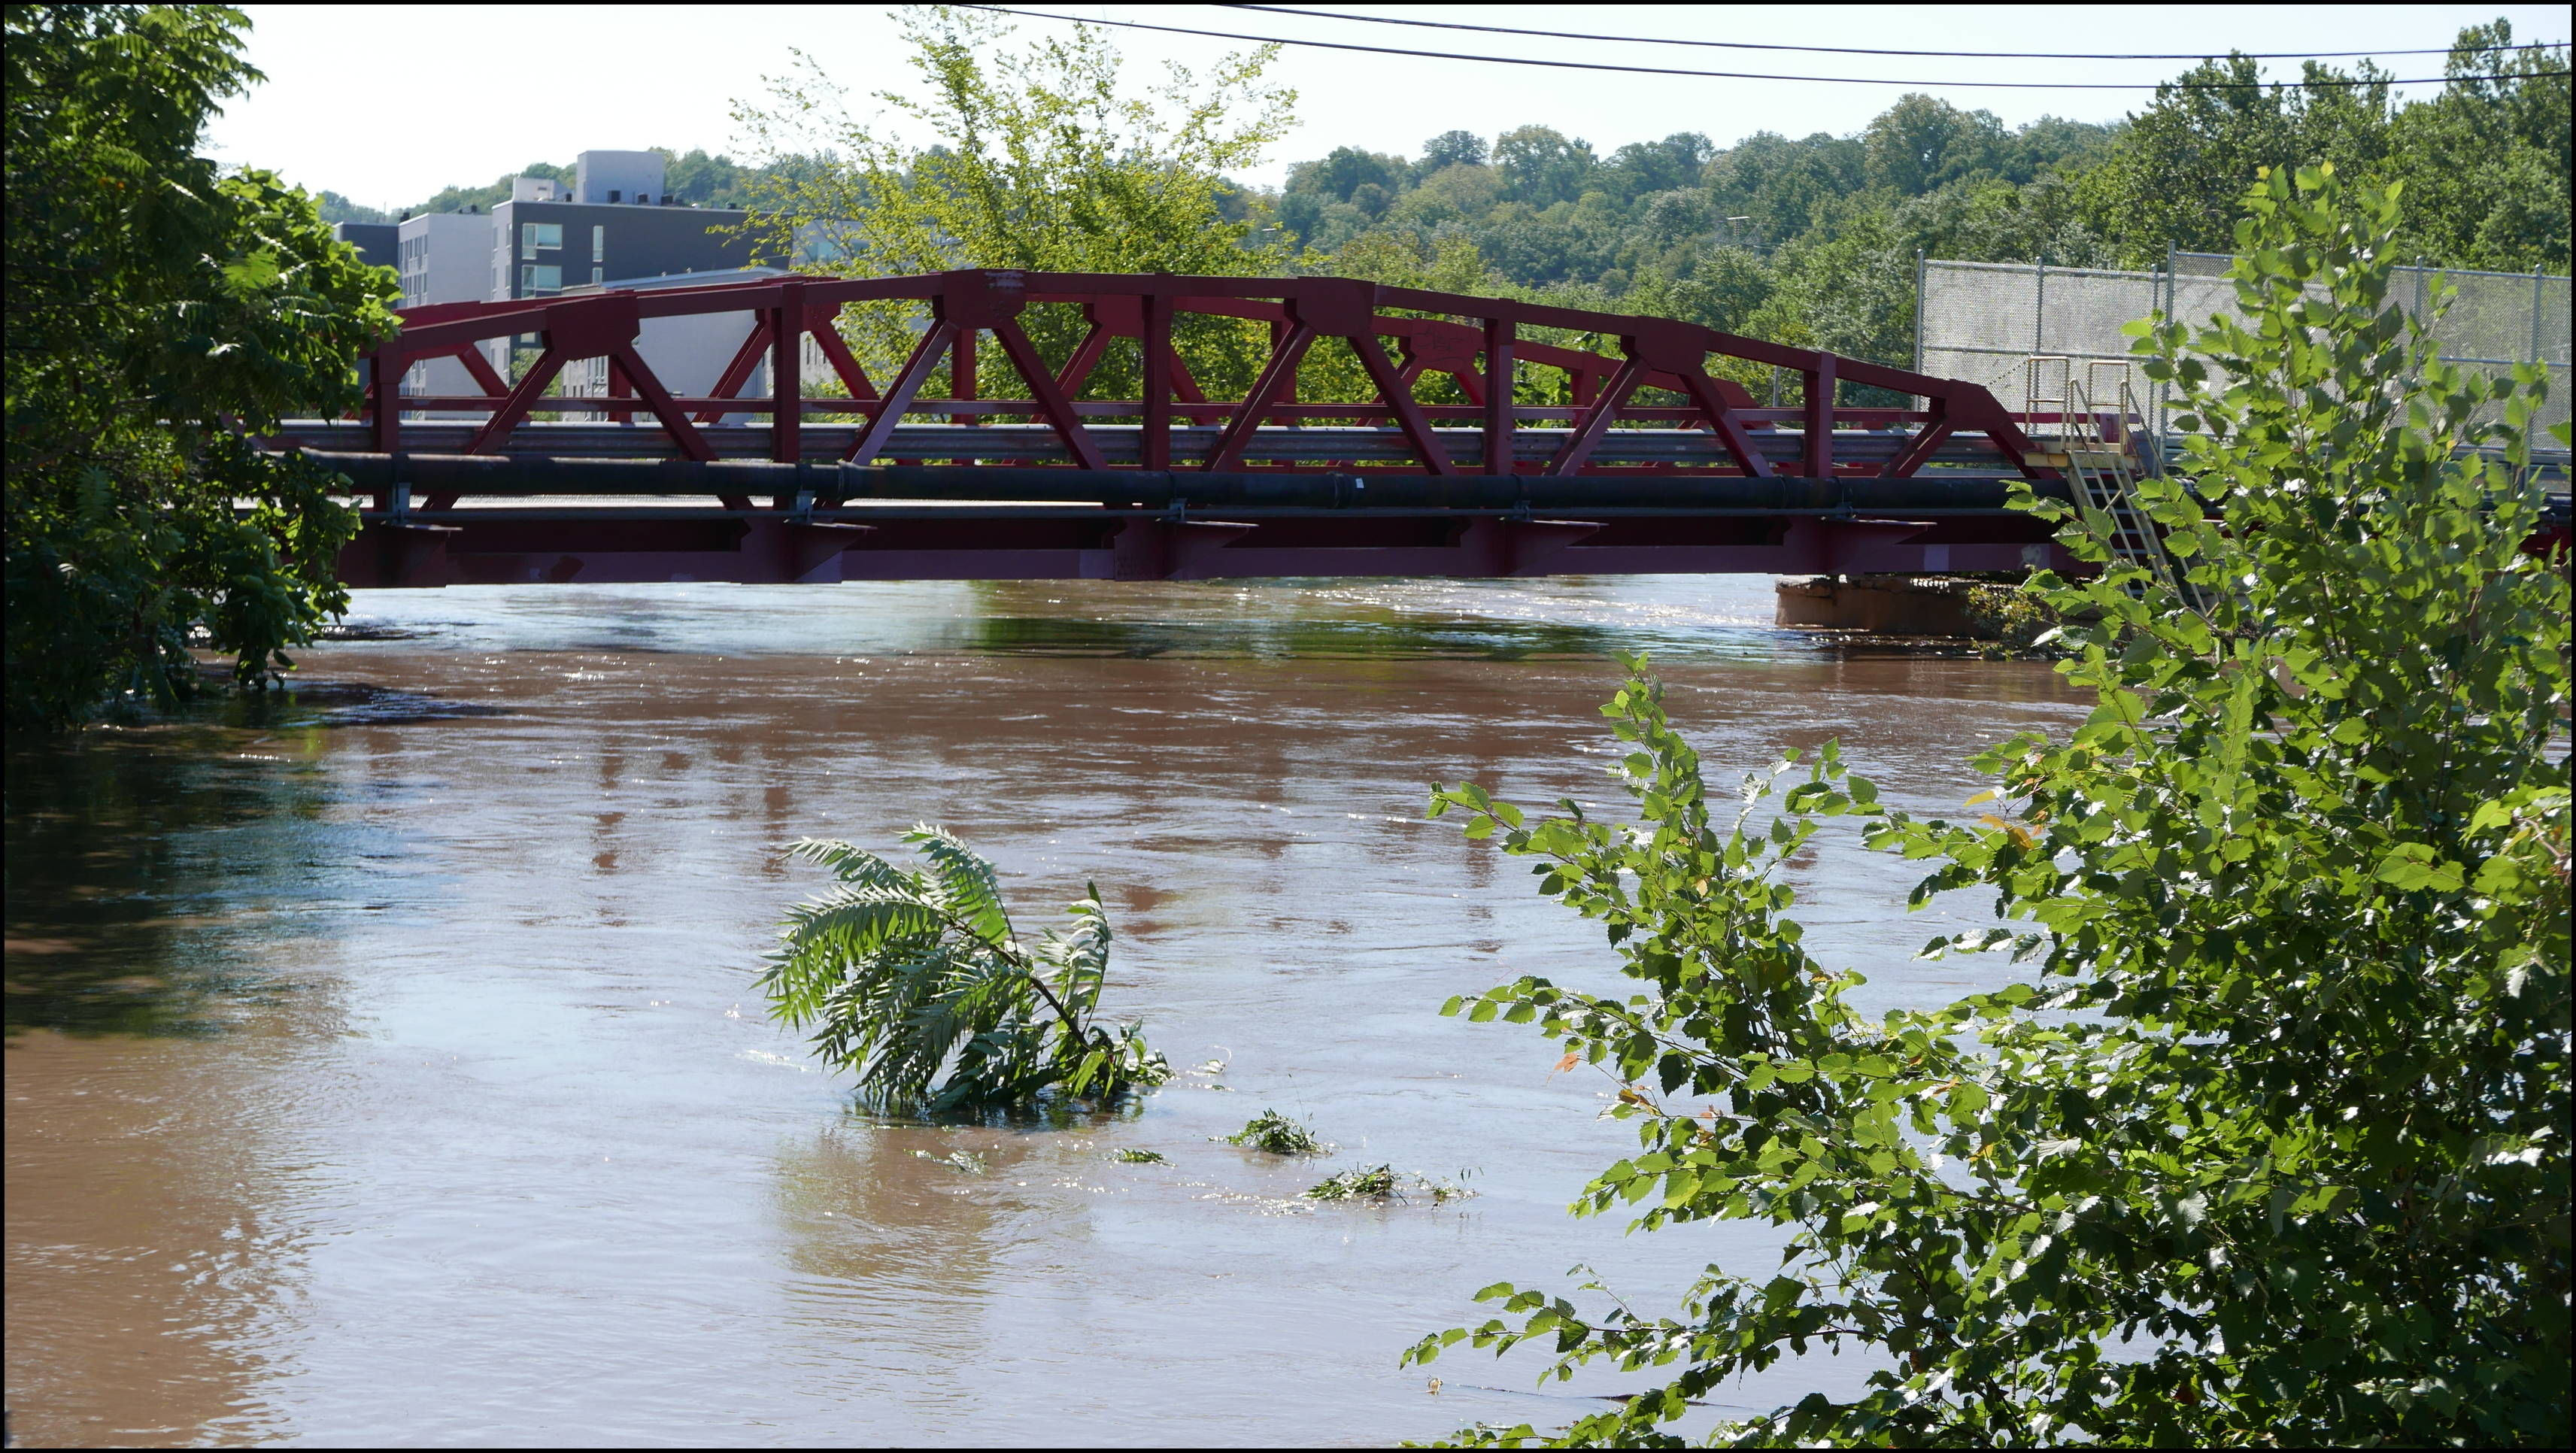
[762,826,1168,1112]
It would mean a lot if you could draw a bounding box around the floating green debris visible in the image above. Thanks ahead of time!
[1305,1163,1397,1200]
[1223,1109,1324,1154]
[1307,1166,1473,1203]
[911,1148,988,1175]
[1111,1148,1168,1163]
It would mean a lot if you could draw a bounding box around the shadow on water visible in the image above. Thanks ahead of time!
[4,683,472,1037]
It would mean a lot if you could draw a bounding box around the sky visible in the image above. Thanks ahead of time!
[208,3,2571,212]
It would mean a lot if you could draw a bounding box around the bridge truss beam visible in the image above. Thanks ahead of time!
[287,268,2101,585]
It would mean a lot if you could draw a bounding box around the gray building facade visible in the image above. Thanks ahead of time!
[331,221,396,270]
[365,153,765,410]
[485,195,757,304]
[483,153,757,305]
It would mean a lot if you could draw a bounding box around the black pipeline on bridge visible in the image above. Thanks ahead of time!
[296,453,2070,517]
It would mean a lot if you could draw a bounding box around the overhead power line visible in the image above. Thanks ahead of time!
[963,6,2570,89]
[1223,4,2569,64]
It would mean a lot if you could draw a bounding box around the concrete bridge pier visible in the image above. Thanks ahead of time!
[1775,574,1992,638]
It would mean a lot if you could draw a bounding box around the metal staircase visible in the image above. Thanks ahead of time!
[2021,357,2201,607]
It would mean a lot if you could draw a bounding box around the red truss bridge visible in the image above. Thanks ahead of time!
[271,268,2101,587]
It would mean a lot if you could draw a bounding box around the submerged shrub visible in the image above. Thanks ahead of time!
[763,825,1170,1112]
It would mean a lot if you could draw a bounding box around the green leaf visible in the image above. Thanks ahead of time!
[2374,844,2465,893]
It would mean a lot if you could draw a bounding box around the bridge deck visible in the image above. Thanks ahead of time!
[274,420,2023,470]
[303,449,2070,589]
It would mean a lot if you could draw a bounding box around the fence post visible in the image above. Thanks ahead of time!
[2034,256,2047,359]
[2534,264,2547,369]
[1913,248,1926,381]
[2159,241,2175,450]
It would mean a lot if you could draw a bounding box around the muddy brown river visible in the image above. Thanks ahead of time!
[6,576,2085,1447]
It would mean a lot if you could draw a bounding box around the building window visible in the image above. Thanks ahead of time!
[520,222,563,259]
[591,267,604,285]
[592,225,605,262]
[523,264,562,293]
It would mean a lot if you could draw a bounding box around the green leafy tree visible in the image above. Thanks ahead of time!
[1661,247,1775,334]
[1388,162,1502,235]
[1288,145,1407,206]
[1862,96,2008,198]
[1998,114,2120,184]
[1728,200,1917,403]
[5,3,398,727]
[1702,131,1866,255]
[732,3,1294,400]
[408,161,570,218]
[1405,165,2568,1446]
[2381,23,2571,271]
[1493,126,1600,211]
[1631,189,1716,257]
[2074,53,2399,266]
[1418,129,1489,175]
[1599,133,1716,205]
[314,190,390,225]
[763,827,1170,1112]
[1895,173,2107,269]
[656,147,762,209]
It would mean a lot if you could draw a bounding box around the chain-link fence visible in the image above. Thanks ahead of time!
[1919,251,2570,441]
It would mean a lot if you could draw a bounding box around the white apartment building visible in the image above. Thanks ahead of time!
[395,211,500,414]
[381,150,767,419]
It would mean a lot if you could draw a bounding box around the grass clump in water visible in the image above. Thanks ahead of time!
[911,1148,988,1175]
[1305,1163,1397,1200]
[1303,1165,1470,1203]
[1223,1109,1324,1154]
[1112,1148,1168,1163]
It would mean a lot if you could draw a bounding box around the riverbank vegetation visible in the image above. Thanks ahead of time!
[1406,168,2571,1445]
[763,827,1170,1112]
[4,4,395,729]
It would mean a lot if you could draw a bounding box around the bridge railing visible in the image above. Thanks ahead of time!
[341,269,2055,508]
